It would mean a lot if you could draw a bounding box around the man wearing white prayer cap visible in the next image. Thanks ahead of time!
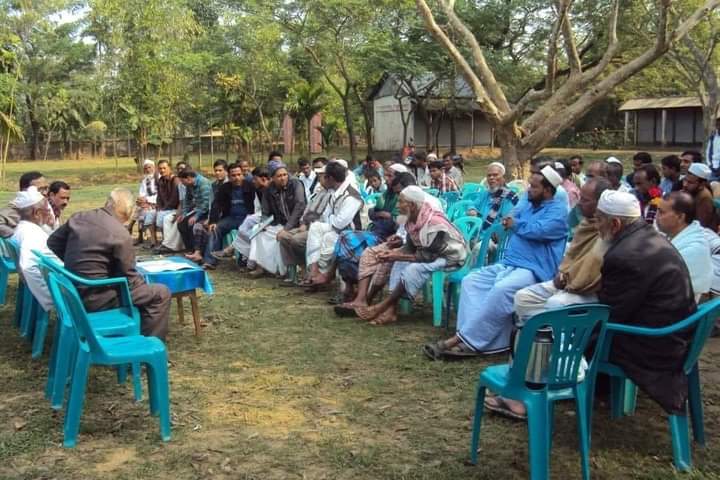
[683,162,718,230]
[604,156,631,192]
[423,167,568,361]
[465,162,520,229]
[595,186,697,417]
[329,158,359,190]
[11,187,59,314]
[130,159,158,246]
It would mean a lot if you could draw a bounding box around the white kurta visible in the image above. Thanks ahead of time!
[11,220,62,312]
[249,225,286,275]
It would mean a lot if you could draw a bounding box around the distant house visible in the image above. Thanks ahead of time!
[368,74,494,152]
[618,96,719,146]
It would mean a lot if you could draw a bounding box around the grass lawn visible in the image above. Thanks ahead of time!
[0,153,719,479]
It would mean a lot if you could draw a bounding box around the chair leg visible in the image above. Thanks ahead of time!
[63,351,91,448]
[526,398,550,480]
[14,281,24,328]
[50,327,76,410]
[31,308,49,359]
[622,379,637,416]
[609,375,625,419]
[131,362,143,402]
[687,364,705,446]
[0,268,8,305]
[45,317,63,400]
[431,272,444,327]
[20,289,36,339]
[575,391,591,480]
[469,384,487,465]
[147,354,171,441]
[117,364,128,384]
[669,414,692,471]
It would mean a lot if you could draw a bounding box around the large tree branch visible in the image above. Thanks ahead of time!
[545,1,568,92]
[558,0,582,74]
[414,0,504,123]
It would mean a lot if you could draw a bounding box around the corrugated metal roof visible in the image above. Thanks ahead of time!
[619,96,703,111]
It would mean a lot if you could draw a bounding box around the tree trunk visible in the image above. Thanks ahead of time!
[197,124,203,170]
[44,131,52,161]
[495,126,536,179]
[307,118,313,156]
[449,113,457,153]
[424,110,432,151]
[341,95,357,165]
[25,94,40,161]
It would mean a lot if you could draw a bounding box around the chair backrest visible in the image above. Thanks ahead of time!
[453,216,484,243]
[474,222,511,267]
[511,304,610,390]
[31,248,103,287]
[447,200,475,221]
[426,188,440,198]
[441,191,460,208]
[507,179,526,193]
[682,297,720,373]
[0,237,16,269]
[4,238,19,264]
[463,190,489,206]
[461,182,482,196]
[46,271,104,353]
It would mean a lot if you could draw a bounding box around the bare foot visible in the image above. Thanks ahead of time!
[370,308,397,325]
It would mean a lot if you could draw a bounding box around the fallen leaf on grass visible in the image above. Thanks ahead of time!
[12,418,27,431]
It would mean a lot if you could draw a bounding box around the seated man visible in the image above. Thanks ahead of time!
[556,160,580,208]
[296,158,317,200]
[604,157,631,192]
[152,160,180,247]
[187,163,255,269]
[248,161,306,277]
[278,164,331,281]
[304,161,363,288]
[569,155,584,187]
[428,160,459,193]
[468,162,519,228]
[11,188,59,313]
[131,160,158,246]
[211,159,229,198]
[595,190,696,416]
[350,186,467,325]
[625,151,652,188]
[157,161,190,253]
[48,189,171,339]
[0,171,48,238]
[424,166,568,359]
[47,180,71,231]
[212,167,272,267]
[656,191,711,301]
[238,159,252,177]
[176,169,213,253]
[363,169,385,196]
[682,163,718,231]
[409,152,430,187]
[442,152,464,189]
[660,155,682,194]
[679,150,702,177]
[631,163,662,224]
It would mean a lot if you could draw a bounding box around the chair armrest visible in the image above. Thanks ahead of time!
[605,317,697,337]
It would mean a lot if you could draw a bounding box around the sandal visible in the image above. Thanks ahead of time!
[484,396,527,421]
[441,341,481,359]
[422,340,449,361]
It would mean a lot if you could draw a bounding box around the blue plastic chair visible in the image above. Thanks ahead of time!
[46,271,171,448]
[223,229,238,248]
[470,305,610,480]
[0,237,17,305]
[596,297,720,471]
[426,188,440,197]
[33,250,143,409]
[441,191,461,209]
[463,190,488,205]
[428,217,483,327]
[2,238,26,329]
[442,222,512,328]
[508,179,526,193]
[461,182,482,196]
[447,200,475,221]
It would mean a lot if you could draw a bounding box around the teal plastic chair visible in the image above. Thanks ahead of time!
[47,271,171,448]
[441,191,461,209]
[364,192,383,208]
[461,182,482,196]
[426,188,440,197]
[428,217,483,327]
[442,222,512,328]
[463,190,488,205]
[596,297,720,471]
[447,200,475,221]
[223,229,238,248]
[33,250,143,409]
[0,236,17,305]
[2,238,26,329]
[470,304,610,480]
[508,179,526,193]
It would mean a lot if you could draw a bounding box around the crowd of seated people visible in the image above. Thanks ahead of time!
[7,142,720,437]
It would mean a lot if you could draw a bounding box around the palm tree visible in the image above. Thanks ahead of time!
[285,82,327,155]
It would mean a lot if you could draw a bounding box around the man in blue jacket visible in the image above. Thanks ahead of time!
[424,165,568,359]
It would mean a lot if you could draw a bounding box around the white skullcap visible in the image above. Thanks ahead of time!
[314,165,326,174]
[605,156,622,165]
[597,190,641,217]
[143,159,155,167]
[487,162,506,175]
[427,153,438,162]
[390,164,408,174]
[540,165,563,188]
[399,185,427,206]
[554,161,566,170]
[13,186,45,209]
[331,158,348,169]
[688,163,711,180]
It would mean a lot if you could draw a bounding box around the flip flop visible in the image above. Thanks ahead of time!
[441,341,481,359]
[422,340,448,361]
[484,396,527,421]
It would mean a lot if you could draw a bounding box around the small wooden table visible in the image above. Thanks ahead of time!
[136,257,214,336]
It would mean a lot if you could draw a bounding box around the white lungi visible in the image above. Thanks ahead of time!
[232,213,260,258]
[305,222,339,273]
[514,280,598,325]
[250,225,286,275]
[161,212,185,251]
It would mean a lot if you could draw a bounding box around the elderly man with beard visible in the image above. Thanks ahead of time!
[594,189,696,417]
[467,162,519,229]
[423,166,568,360]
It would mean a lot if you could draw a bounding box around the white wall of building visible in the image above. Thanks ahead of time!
[373,96,414,152]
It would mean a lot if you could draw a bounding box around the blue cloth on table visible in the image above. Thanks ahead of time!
[137,256,214,295]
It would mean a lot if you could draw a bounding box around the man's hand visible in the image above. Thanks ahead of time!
[386,235,402,248]
[188,217,196,227]
[208,223,217,233]
[502,216,514,230]
[553,273,567,290]
[175,215,184,224]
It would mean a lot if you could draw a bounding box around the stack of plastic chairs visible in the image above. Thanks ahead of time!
[46,270,171,447]
[469,305,610,480]
[447,200,476,222]
[596,297,720,471]
[33,250,144,409]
